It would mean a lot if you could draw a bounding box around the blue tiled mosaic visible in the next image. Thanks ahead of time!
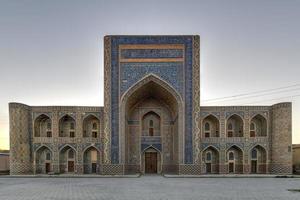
[120,62,183,95]
[109,36,194,164]
[120,49,183,59]
[141,136,161,144]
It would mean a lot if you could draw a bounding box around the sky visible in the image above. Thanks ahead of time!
[0,0,300,150]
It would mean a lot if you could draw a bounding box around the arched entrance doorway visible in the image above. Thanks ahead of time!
[59,145,76,174]
[226,145,244,174]
[250,145,267,174]
[202,146,219,174]
[143,147,162,174]
[83,146,101,174]
[120,75,183,174]
[35,145,52,174]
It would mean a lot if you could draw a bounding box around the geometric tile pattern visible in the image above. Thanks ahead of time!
[107,36,195,164]
[102,164,124,175]
[179,164,201,175]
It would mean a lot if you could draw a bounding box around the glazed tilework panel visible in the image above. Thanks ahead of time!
[120,62,184,95]
[120,49,184,59]
[109,36,194,164]
[141,136,162,152]
[141,136,161,144]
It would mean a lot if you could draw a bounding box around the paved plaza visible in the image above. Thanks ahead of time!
[0,176,299,200]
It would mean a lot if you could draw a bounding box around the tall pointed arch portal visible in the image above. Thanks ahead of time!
[120,74,184,174]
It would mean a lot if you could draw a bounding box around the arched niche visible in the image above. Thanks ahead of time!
[34,114,52,137]
[250,114,267,137]
[202,115,220,138]
[83,115,100,138]
[83,146,101,174]
[227,114,244,137]
[59,145,76,173]
[59,115,76,137]
[142,111,161,136]
[250,145,267,174]
[202,146,219,174]
[226,145,244,174]
[35,146,52,174]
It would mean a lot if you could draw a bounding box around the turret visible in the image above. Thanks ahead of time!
[270,102,292,174]
[9,103,33,174]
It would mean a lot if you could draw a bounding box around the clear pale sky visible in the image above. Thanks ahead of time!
[0,0,299,150]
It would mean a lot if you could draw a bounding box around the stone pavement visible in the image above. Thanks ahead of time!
[0,176,299,200]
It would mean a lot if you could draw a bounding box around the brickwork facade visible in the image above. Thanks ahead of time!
[9,35,292,175]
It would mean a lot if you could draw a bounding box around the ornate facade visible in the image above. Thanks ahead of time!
[9,35,292,175]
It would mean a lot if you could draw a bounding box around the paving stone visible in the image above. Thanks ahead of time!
[0,177,299,200]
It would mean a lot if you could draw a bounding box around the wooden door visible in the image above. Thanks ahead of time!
[92,163,97,173]
[229,162,234,173]
[45,163,51,173]
[68,161,74,172]
[145,152,157,173]
[251,160,257,173]
[206,163,212,173]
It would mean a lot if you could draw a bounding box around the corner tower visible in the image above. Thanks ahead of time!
[102,35,200,174]
[270,102,293,174]
[9,103,33,174]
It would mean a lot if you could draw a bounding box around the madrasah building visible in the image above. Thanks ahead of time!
[9,35,292,175]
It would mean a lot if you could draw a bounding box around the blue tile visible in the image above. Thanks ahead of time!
[109,36,194,164]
